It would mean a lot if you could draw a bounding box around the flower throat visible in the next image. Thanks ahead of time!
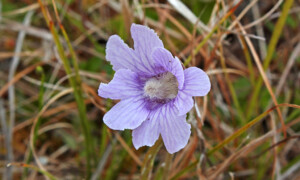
[143,72,178,101]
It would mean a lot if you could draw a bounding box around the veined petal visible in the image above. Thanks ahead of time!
[103,97,149,130]
[132,108,160,149]
[174,90,194,116]
[98,69,143,100]
[183,67,211,96]
[160,103,191,154]
[106,35,139,71]
[131,24,164,75]
[151,47,184,89]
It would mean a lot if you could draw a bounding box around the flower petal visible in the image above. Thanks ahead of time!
[183,67,211,96]
[160,104,191,154]
[103,97,149,130]
[106,35,140,71]
[174,90,194,116]
[132,109,160,149]
[151,47,184,89]
[98,69,143,100]
[131,24,164,75]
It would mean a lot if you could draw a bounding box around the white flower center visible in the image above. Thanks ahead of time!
[143,72,178,100]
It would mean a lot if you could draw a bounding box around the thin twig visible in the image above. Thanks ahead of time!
[251,3,267,59]
[1,18,53,40]
[2,3,40,16]
[22,75,67,91]
[227,0,259,31]
[244,0,284,29]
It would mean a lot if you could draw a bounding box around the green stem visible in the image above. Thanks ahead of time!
[162,153,173,180]
[38,0,94,177]
[246,0,294,119]
[49,22,93,178]
[141,138,163,180]
[60,24,96,166]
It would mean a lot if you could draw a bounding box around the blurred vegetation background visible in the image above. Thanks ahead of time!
[0,0,300,179]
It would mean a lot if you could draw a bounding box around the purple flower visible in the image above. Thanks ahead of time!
[98,24,211,154]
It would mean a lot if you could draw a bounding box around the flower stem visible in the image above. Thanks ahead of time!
[141,138,163,180]
[162,153,173,180]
